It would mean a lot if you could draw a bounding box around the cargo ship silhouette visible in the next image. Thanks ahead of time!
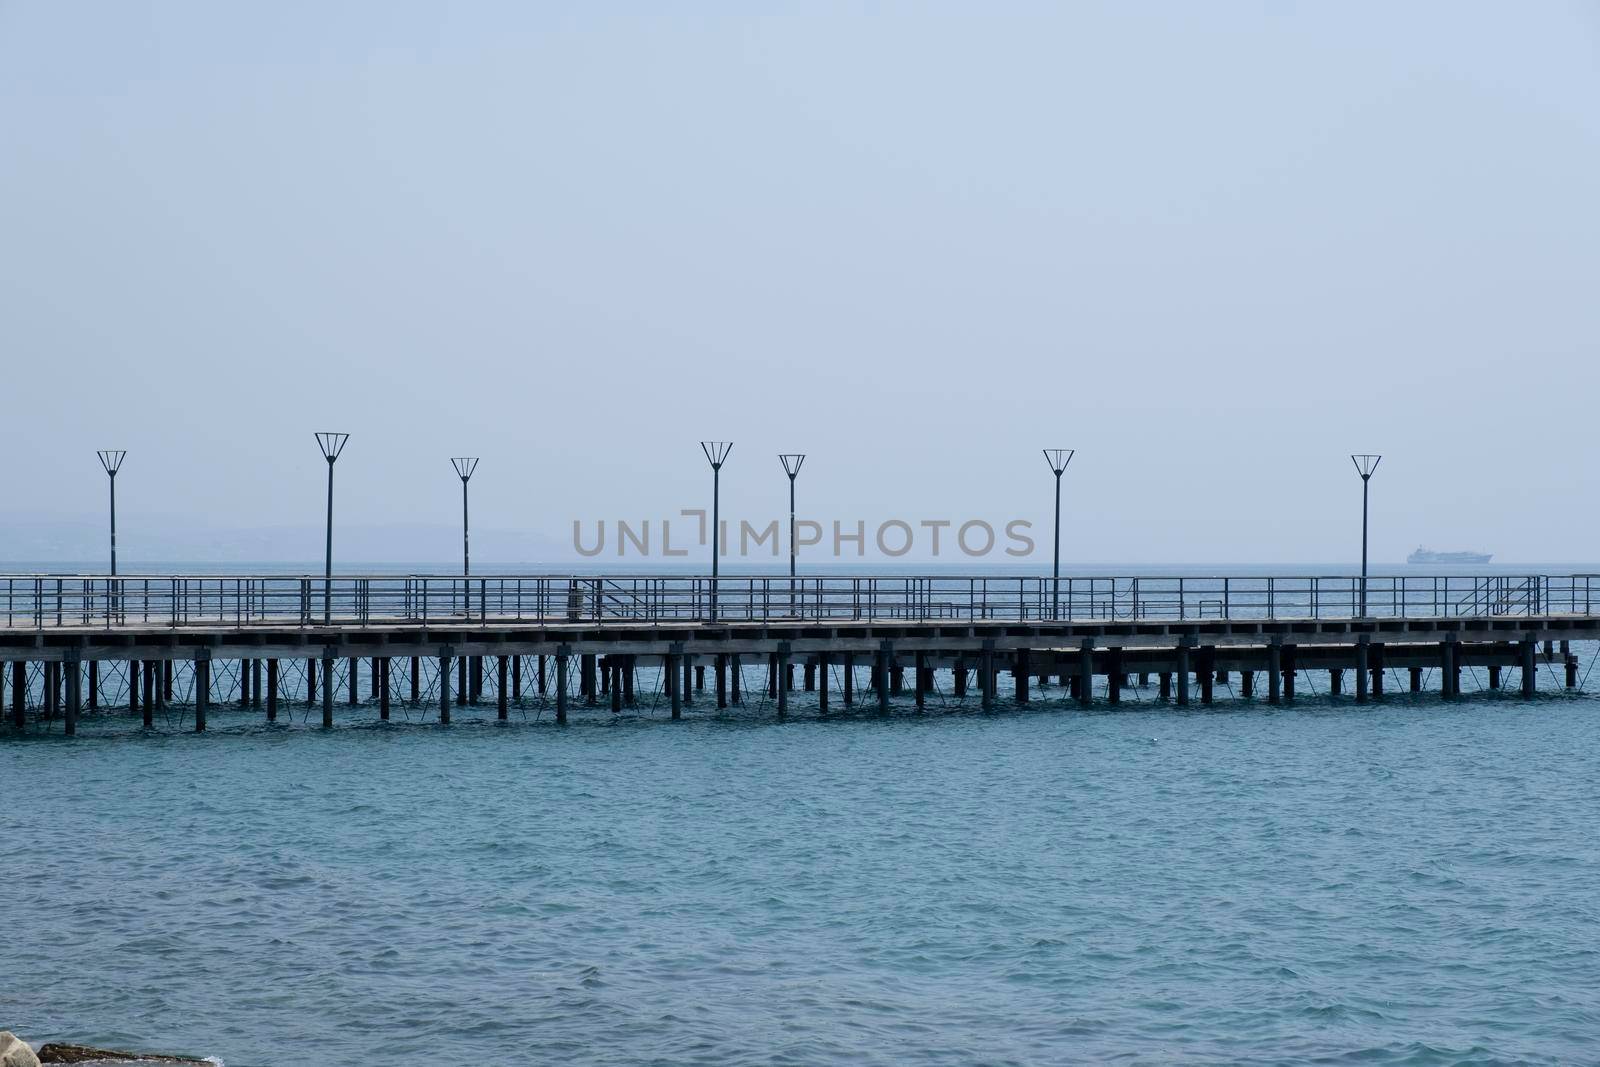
[1408,546,1492,564]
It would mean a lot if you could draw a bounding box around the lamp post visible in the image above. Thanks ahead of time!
[779,453,805,616]
[1351,454,1381,616]
[1042,449,1074,620]
[452,457,478,617]
[701,442,733,622]
[96,450,126,575]
[315,432,349,624]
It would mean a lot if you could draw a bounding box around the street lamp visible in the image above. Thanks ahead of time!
[315,432,349,624]
[1351,454,1381,616]
[96,450,126,575]
[779,453,805,615]
[701,442,733,622]
[451,458,478,576]
[1042,449,1074,619]
[452,457,478,618]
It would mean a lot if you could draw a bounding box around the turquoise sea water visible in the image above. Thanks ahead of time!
[4,677,1599,1066]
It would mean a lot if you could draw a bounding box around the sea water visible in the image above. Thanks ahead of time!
[4,675,1599,1065]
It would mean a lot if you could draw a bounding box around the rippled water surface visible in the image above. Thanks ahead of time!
[5,688,1599,1065]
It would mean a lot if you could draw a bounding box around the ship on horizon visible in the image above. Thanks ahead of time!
[1408,546,1493,565]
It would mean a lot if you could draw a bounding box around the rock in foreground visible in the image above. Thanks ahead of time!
[0,1032,42,1067]
[35,1045,207,1065]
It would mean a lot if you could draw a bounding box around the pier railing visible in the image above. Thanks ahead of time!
[1,573,1596,630]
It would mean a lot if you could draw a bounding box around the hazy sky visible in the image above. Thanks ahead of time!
[2,2,1597,565]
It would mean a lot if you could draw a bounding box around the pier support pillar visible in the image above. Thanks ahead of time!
[843,653,854,706]
[1108,650,1123,705]
[1356,639,1369,703]
[348,657,359,706]
[876,642,892,713]
[497,655,509,721]
[457,656,468,707]
[1371,644,1384,700]
[818,653,830,714]
[252,658,262,708]
[668,648,682,720]
[1078,641,1093,707]
[439,648,453,724]
[10,662,23,729]
[322,649,335,728]
[1329,669,1343,696]
[1566,654,1578,689]
[64,652,80,736]
[953,662,967,698]
[1488,665,1501,690]
[804,663,815,691]
[194,651,209,733]
[731,655,742,705]
[581,654,596,703]
[539,655,548,696]
[129,657,140,714]
[1410,666,1423,693]
[715,654,728,709]
[512,655,521,704]
[695,664,704,691]
[307,657,317,706]
[767,653,778,699]
[1268,643,1282,705]
[914,652,927,710]
[682,654,693,707]
[1440,638,1457,699]
[87,661,97,711]
[1158,672,1170,701]
[1282,646,1297,701]
[609,658,623,713]
[777,645,790,716]
[555,647,569,724]
[266,659,279,722]
[1015,648,1030,705]
[142,662,154,727]
[981,642,995,710]
[1240,670,1253,699]
[1176,644,1190,707]
[1521,638,1537,698]
[1199,649,1214,705]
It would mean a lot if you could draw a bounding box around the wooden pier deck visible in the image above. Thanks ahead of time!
[2,572,1595,733]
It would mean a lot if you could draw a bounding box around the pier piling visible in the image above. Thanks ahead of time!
[439,648,452,724]
[668,648,682,720]
[322,650,335,727]
[497,655,508,720]
[555,646,569,723]
[1176,644,1191,707]
[194,651,209,733]
[1078,641,1093,707]
[267,659,278,721]
[64,651,80,736]
[777,644,790,716]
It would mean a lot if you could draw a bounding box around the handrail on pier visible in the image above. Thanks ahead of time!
[0,572,1594,631]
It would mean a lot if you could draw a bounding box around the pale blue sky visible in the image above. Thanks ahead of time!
[1,2,1597,564]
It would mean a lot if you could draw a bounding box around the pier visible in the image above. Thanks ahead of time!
[2,572,1594,733]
